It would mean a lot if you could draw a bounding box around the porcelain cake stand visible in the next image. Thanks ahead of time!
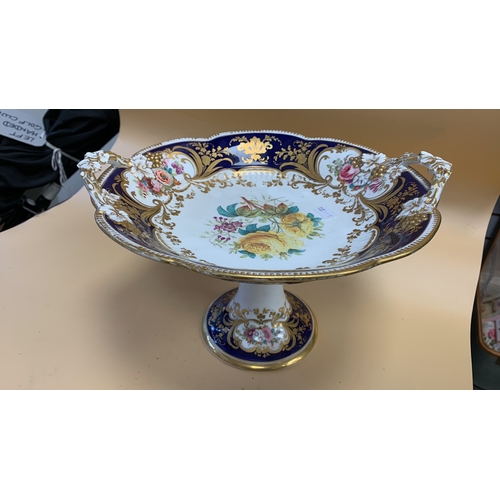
[78,131,452,370]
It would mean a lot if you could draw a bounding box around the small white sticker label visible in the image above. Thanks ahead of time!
[0,109,46,146]
[314,206,336,219]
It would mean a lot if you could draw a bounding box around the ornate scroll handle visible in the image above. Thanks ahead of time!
[76,150,151,226]
[77,150,132,208]
[395,151,452,218]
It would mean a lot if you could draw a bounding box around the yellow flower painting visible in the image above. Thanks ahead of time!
[202,196,324,260]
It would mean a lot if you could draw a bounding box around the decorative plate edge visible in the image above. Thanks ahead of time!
[131,129,382,158]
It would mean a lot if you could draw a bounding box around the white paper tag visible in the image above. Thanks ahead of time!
[314,206,336,219]
[0,109,46,146]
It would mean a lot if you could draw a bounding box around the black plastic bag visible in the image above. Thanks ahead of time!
[0,109,120,231]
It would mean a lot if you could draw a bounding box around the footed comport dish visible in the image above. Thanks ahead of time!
[78,131,452,370]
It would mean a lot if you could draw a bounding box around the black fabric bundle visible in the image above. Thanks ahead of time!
[0,109,120,231]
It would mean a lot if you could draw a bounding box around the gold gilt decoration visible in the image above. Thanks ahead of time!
[347,229,362,243]
[180,248,196,258]
[112,170,190,249]
[392,213,429,235]
[273,143,348,220]
[88,150,204,254]
[263,172,286,187]
[334,143,349,153]
[77,136,451,286]
[233,172,256,188]
[145,150,169,169]
[185,143,230,168]
[385,182,420,217]
[233,136,278,164]
[203,288,317,370]
[145,147,233,192]
[217,293,312,358]
[274,140,330,182]
[274,143,381,234]
[321,244,358,267]
[369,178,427,235]
[79,151,142,236]
[396,151,452,218]
[274,140,315,166]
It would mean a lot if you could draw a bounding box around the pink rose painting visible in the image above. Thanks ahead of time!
[136,158,184,197]
[155,169,174,186]
[242,326,276,345]
[328,157,385,196]
[262,327,273,341]
[338,164,360,183]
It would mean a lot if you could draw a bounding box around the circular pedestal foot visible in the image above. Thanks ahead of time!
[202,285,317,370]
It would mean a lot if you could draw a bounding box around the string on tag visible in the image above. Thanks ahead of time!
[45,141,81,186]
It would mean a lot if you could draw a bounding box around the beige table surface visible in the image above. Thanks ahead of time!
[1,109,499,390]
